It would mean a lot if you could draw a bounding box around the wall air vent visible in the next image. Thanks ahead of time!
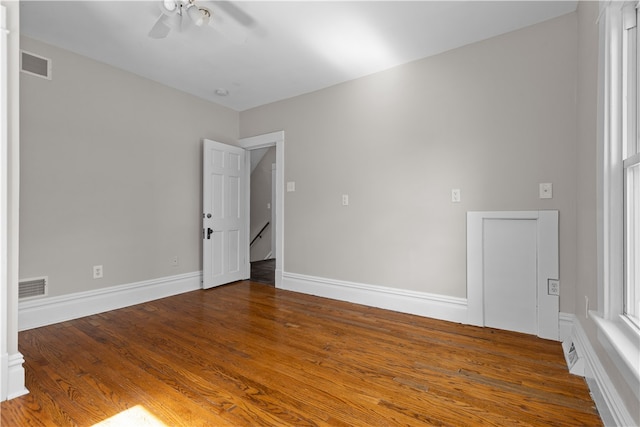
[19,277,48,299]
[20,50,51,80]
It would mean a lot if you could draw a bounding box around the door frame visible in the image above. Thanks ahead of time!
[240,131,284,287]
[467,210,559,340]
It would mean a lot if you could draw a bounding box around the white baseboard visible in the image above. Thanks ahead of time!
[559,311,574,342]
[563,313,636,427]
[18,271,202,331]
[1,351,28,400]
[280,272,467,324]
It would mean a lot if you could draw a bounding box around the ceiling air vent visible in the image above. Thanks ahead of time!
[19,277,48,299]
[20,50,51,80]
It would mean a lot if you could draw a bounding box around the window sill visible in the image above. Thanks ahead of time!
[591,311,640,398]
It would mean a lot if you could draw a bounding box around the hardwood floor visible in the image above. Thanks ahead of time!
[1,281,602,426]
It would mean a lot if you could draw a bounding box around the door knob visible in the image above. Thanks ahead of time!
[207,228,213,239]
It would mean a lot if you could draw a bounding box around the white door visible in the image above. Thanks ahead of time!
[203,139,247,289]
[483,219,538,335]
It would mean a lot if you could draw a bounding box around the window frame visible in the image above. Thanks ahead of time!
[621,2,640,329]
[596,0,640,394]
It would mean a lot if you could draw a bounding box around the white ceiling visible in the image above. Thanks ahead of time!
[20,1,577,112]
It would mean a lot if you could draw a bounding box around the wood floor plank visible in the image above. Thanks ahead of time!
[102,299,413,426]
[1,281,602,426]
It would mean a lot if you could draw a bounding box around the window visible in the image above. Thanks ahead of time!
[622,4,640,330]
[595,0,639,394]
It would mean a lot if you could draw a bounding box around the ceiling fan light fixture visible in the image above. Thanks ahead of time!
[161,0,179,15]
[200,9,211,26]
[187,4,210,26]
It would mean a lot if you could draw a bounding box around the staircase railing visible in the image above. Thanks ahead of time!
[250,222,270,247]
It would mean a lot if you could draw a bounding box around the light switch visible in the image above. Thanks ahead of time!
[287,181,296,192]
[539,183,553,199]
[451,189,461,203]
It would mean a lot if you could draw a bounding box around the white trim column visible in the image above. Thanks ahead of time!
[0,1,27,401]
[0,3,9,401]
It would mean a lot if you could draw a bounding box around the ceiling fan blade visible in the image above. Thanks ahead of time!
[214,1,256,28]
[148,14,171,39]
[178,9,192,33]
[209,13,249,44]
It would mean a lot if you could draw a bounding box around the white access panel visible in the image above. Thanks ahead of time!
[467,211,559,340]
[483,219,538,335]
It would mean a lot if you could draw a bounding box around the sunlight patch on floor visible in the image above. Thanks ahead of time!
[93,405,166,427]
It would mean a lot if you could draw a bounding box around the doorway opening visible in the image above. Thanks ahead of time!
[248,146,276,285]
[240,131,284,288]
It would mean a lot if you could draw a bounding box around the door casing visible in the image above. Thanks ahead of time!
[240,131,285,287]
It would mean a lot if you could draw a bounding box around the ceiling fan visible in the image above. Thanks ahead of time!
[148,0,255,43]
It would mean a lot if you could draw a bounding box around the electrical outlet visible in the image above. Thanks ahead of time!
[548,279,560,296]
[342,194,349,206]
[171,256,179,267]
[93,265,103,279]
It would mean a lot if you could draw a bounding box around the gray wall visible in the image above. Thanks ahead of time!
[241,13,578,308]
[19,36,239,297]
